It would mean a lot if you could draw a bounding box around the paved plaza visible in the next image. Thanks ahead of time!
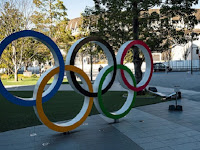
[150,72,200,92]
[2,72,200,150]
[1,97,200,150]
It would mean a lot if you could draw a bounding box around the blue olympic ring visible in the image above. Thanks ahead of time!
[0,30,65,106]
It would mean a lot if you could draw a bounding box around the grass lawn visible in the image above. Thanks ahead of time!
[0,91,162,132]
[1,77,68,86]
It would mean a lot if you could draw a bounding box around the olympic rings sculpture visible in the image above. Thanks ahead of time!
[0,30,153,132]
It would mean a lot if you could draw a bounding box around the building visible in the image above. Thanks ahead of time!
[66,17,83,36]
[66,9,200,64]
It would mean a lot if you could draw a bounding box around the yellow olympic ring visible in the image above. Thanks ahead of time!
[34,65,93,132]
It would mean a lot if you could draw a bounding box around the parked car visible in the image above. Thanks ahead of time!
[153,63,172,72]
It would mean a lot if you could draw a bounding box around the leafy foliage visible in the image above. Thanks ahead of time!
[32,0,73,59]
[0,0,73,82]
[0,1,31,81]
[32,0,67,38]
[83,0,199,83]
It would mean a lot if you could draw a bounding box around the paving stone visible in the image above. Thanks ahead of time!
[154,132,186,141]
[140,141,166,150]
[155,147,174,150]
[130,137,157,144]
[0,115,143,150]
[182,130,200,137]
[169,142,200,150]
[0,145,17,150]
[162,137,197,146]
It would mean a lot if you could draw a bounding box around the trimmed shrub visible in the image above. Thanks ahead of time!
[31,74,37,78]
[1,74,9,80]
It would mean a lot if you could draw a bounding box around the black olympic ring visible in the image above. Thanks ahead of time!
[66,37,117,97]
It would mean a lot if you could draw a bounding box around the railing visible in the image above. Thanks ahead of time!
[164,60,200,72]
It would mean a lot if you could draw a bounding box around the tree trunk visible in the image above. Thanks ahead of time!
[133,48,143,83]
[12,43,18,82]
[24,63,28,72]
[14,66,18,82]
[132,2,142,84]
[81,52,84,70]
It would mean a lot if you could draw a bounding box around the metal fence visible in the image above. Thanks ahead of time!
[164,60,200,71]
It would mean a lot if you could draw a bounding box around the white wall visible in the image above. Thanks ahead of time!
[171,35,200,61]
[171,45,185,60]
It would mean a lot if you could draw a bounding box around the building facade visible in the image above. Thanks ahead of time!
[66,9,200,64]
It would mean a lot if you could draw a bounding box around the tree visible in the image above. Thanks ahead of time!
[53,19,74,59]
[158,0,199,62]
[32,0,73,66]
[84,0,198,83]
[0,0,53,81]
[32,0,67,38]
[0,0,31,81]
[22,39,52,72]
[84,0,162,83]
[70,15,100,80]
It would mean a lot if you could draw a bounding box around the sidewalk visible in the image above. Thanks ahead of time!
[2,84,200,149]
[1,98,200,150]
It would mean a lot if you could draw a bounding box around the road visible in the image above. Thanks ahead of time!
[149,71,200,92]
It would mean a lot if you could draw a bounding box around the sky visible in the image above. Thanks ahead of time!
[64,0,200,19]
[64,0,94,19]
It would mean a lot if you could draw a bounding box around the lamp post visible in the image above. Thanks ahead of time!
[191,32,194,75]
